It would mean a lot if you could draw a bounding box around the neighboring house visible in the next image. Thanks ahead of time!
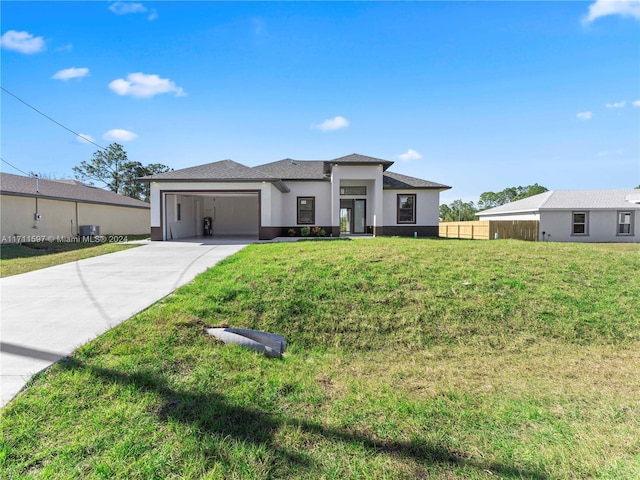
[140,153,450,241]
[476,189,640,242]
[1,172,150,242]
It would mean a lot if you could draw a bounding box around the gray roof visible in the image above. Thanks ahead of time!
[477,189,640,216]
[256,159,327,180]
[0,172,150,209]
[383,171,451,190]
[140,154,449,191]
[140,159,273,181]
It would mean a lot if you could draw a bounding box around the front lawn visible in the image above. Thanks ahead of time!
[1,238,639,478]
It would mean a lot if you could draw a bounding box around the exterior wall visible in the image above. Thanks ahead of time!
[280,181,332,227]
[383,190,441,226]
[540,209,640,243]
[1,194,149,242]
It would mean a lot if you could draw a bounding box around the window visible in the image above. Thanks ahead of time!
[572,211,588,235]
[177,203,182,221]
[397,194,416,224]
[618,211,633,235]
[297,197,315,224]
[340,186,367,195]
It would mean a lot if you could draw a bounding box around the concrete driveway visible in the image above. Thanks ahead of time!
[0,239,250,407]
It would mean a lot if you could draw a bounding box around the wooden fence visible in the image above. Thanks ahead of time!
[439,220,539,242]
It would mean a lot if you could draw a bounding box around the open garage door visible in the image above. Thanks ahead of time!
[164,191,259,241]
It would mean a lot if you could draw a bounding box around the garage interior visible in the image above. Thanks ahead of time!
[164,192,259,240]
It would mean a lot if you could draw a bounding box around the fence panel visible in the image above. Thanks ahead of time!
[439,220,539,241]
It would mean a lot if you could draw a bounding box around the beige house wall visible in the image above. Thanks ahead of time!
[1,194,150,242]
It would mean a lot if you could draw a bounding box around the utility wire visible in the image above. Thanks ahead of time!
[0,156,33,177]
[0,86,107,151]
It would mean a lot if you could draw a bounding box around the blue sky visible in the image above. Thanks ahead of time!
[2,1,639,204]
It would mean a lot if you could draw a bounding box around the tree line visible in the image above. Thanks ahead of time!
[440,184,549,222]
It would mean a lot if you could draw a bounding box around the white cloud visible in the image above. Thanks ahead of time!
[109,2,147,15]
[632,100,640,107]
[109,2,157,20]
[56,43,73,52]
[397,149,423,162]
[606,101,626,108]
[583,0,640,23]
[108,72,186,98]
[313,116,349,131]
[52,67,89,81]
[0,30,45,54]
[76,134,95,144]
[103,129,138,142]
[577,111,593,120]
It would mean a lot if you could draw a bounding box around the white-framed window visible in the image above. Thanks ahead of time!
[617,211,634,235]
[572,211,588,235]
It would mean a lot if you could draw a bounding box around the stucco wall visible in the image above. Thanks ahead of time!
[280,181,332,226]
[383,189,441,226]
[1,194,150,242]
[540,210,640,243]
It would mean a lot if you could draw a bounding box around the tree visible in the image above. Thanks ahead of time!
[73,143,170,201]
[478,183,548,210]
[440,200,477,221]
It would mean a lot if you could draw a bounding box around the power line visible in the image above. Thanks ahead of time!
[0,156,33,177]
[0,86,107,151]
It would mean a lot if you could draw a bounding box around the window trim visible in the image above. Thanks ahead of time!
[571,211,588,236]
[617,210,634,236]
[397,194,417,224]
[297,196,315,225]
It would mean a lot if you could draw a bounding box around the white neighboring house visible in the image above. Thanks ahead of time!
[140,153,451,241]
[476,190,640,243]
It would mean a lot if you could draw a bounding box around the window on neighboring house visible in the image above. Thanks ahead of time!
[297,197,315,224]
[340,186,367,195]
[177,203,182,221]
[572,211,588,235]
[617,211,633,235]
[397,194,416,224]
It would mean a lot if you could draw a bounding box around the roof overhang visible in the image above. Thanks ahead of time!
[139,177,291,193]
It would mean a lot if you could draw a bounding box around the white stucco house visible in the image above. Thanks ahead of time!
[476,189,640,242]
[141,153,451,241]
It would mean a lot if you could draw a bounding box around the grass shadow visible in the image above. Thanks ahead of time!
[58,357,549,479]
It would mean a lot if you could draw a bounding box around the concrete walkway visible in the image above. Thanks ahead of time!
[0,239,249,407]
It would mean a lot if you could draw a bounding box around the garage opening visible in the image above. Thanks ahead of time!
[164,192,259,240]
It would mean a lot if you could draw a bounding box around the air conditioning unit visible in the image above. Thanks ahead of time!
[79,225,100,236]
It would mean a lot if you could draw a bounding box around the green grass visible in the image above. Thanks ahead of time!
[2,238,639,479]
[0,237,147,277]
